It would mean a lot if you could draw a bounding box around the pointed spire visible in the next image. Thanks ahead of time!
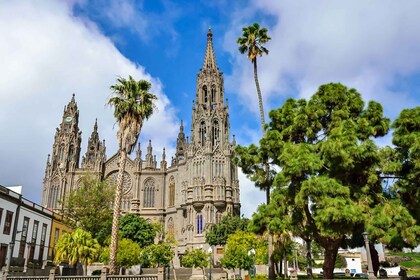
[180,120,184,133]
[94,118,98,132]
[202,28,218,71]
[136,142,142,160]
[147,140,152,155]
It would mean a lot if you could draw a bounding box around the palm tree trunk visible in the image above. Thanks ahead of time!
[83,263,87,276]
[253,59,274,280]
[253,59,266,134]
[109,150,128,274]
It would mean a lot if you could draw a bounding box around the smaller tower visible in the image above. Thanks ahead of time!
[81,119,106,172]
[175,121,186,163]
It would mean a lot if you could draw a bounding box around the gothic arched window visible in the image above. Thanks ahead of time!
[68,145,74,162]
[197,213,203,234]
[211,85,216,103]
[202,86,208,103]
[58,144,65,161]
[200,121,206,146]
[169,177,175,207]
[143,178,155,208]
[212,120,219,146]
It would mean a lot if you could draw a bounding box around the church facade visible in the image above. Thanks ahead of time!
[41,30,240,257]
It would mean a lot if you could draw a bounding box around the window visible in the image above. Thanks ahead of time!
[211,85,216,103]
[195,187,202,201]
[169,177,175,207]
[58,144,64,161]
[212,120,219,146]
[54,228,60,245]
[29,221,39,262]
[203,86,208,103]
[19,217,30,258]
[200,121,206,145]
[3,211,13,235]
[0,208,3,228]
[38,223,48,264]
[196,213,203,234]
[144,179,155,208]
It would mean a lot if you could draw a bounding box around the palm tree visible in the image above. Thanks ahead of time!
[237,22,271,137]
[237,23,273,279]
[54,229,100,275]
[107,76,157,274]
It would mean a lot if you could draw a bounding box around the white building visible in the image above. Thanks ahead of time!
[0,185,53,271]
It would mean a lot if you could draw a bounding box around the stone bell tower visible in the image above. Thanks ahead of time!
[179,29,240,246]
[42,94,82,210]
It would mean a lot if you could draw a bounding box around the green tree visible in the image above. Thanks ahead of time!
[60,175,114,245]
[181,248,209,276]
[335,254,347,269]
[107,76,157,274]
[100,238,141,270]
[119,213,157,247]
[139,243,174,268]
[205,214,249,246]
[220,231,266,277]
[54,229,100,275]
[249,202,293,277]
[383,107,420,224]
[236,83,419,279]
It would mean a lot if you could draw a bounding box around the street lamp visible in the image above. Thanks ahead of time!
[207,247,213,280]
[362,232,376,279]
[248,248,256,279]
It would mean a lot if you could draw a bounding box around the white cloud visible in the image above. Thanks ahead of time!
[225,0,420,122]
[238,170,266,219]
[0,1,179,203]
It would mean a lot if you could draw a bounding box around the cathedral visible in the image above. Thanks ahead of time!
[41,30,241,258]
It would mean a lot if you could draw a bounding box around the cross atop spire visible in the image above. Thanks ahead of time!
[202,28,218,71]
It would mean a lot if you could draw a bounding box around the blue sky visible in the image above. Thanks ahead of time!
[1,0,420,218]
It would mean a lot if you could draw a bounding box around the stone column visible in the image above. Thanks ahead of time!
[101,266,109,280]
[49,268,56,280]
[158,266,165,280]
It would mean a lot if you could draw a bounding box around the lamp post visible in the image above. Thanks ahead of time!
[362,232,376,279]
[248,248,256,279]
[207,247,213,280]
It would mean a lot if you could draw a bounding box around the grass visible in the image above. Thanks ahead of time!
[387,251,420,276]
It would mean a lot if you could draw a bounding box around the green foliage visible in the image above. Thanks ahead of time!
[220,230,266,271]
[139,243,174,267]
[368,200,420,249]
[119,213,157,247]
[334,255,347,268]
[205,214,249,246]
[59,175,114,245]
[181,248,209,269]
[100,238,141,268]
[108,76,157,153]
[54,229,100,275]
[237,23,271,63]
[383,107,420,225]
[235,83,420,278]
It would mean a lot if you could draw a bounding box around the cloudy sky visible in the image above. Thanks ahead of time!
[1,0,420,218]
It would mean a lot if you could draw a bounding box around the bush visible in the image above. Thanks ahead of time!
[91,270,101,275]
